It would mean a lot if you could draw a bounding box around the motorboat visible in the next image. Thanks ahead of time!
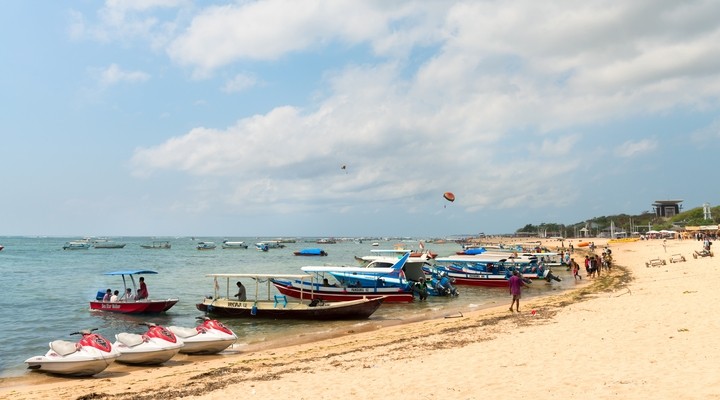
[293,248,328,256]
[168,317,238,354]
[196,241,217,250]
[63,241,92,250]
[140,240,171,249]
[113,323,183,365]
[197,273,385,320]
[0,244,4,251]
[222,240,248,249]
[271,274,415,303]
[89,270,179,314]
[24,328,120,376]
[255,243,269,251]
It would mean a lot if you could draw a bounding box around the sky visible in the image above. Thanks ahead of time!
[2,0,720,238]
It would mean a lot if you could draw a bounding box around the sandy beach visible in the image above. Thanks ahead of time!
[2,237,718,400]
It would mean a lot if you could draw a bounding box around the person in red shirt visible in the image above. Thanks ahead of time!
[136,277,149,300]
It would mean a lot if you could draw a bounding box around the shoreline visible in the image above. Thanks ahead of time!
[3,237,717,399]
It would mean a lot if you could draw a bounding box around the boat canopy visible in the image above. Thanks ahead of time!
[104,270,159,276]
[302,266,395,274]
[206,273,312,279]
[297,248,325,255]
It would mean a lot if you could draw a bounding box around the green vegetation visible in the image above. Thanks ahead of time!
[516,205,720,238]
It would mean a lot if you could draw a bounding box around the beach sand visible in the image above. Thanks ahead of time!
[2,237,718,400]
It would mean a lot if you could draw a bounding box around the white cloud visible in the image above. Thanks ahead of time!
[131,1,720,217]
[222,73,259,93]
[71,0,188,46]
[166,1,444,73]
[614,139,658,158]
[98,64,150,86]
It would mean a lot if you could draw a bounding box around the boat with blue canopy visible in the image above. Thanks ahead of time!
[89,270,178,314]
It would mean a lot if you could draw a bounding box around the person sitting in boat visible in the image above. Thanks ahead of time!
[121,288,133,302]
[321,278,336,287]
[110,290,119,302]
[234,281,246,301]
[102,289,112,302]
[135,277,149,300]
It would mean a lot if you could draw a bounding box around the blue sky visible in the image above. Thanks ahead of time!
[2,1,719,237]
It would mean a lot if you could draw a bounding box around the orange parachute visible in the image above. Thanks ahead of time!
[443,192,455,202]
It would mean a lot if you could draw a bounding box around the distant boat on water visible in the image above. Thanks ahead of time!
[293,248,328,256]
[221,240,248,249]
[140,241,171,249]
[196,241,217,250]
[93,241,126,249]
[63,241,92,250]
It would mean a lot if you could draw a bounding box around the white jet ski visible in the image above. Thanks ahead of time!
[24,329,120,377]
[168,317,237,355]
[113,322,183,365]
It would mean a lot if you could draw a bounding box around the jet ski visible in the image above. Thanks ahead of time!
[113,322,183,365]
[24,328,120,376]
[168,317,238,355]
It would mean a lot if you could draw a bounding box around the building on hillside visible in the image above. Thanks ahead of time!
[652,200,683,218]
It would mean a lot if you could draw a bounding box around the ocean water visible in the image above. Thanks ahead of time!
[0,236,574,377]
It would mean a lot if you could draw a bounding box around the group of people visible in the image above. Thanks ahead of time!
[101,277,149,302]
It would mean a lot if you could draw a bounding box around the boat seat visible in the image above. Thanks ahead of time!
[50,340,78,356]
[116,332,146,347]
[274,295,288,308]
[168,326,199,339]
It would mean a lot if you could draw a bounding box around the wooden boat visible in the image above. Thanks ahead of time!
[196,273,385,320]
[140,241,171,249]
[293,248,328,256]
[90,270,178,314]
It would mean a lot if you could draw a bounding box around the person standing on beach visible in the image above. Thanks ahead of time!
[508,270,528,312]
[413,277,428,301]
[570,258,582,281]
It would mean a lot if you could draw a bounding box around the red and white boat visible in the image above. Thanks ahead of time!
[271,271,414,303]
[90,270,178,314]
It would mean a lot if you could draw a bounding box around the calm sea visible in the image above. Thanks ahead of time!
[0,236,574,378]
